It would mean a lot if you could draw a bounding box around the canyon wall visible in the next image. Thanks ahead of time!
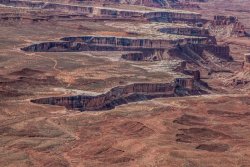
[0,0,94,14]
[121,50,165,61]
[31,77,202,111]
[0,0,45,8]
[143,11,201,22]
[73,0,169,8]
[210,15,246,37]
[159,27,209,37]
[244,54,250,70]
[61,35,209,46]
[203,44,231,60]
[159,27,216,44]
[183,44,231,60]
[170,2,200,9]
[43,3,93,14]
[0,0,202,23]
[31,83,176,111]
[22,36,209,52]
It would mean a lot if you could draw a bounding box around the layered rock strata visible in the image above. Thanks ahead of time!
[0,0,202,22]
[245,54,250,64]
[21,36,209,52]
[181,44,231,61]
[158,27,216,44]
[159,27,209,37]
[121,50,165,61]
[31,78,203,111]
[209,15,246,37]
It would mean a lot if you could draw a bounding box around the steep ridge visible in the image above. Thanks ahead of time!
[121,50,165,61]
[0,0,202,22]
[31,77,206,111]
[21,36,208,52]
[206,15,247,37]
[72,0,204,9]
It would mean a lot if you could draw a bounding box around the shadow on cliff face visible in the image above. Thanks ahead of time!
[31,80,208,111]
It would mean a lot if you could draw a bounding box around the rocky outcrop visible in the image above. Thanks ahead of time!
[183,70,201,80]
[132,0,168,7]
[62,35,209,46]
[31,83,175,111]
[181,44,231,61]
[183,0,208,2]
[203,44,231,60]
[0,0,45,8]
[159,27,209,37]
[21,36,209,52]
[244,54,250,72]
[245,54,250,63]
[97,8,202,23]
[144,11,201,23]
[159,27,217,44]
[232,54,250,86]
[74,0,169,8]
[170,2,200,9]
[0,13,99,23]
[94,7,143,19]
[213,15,238,26]
[0,0,202,23]
[0,0,94,14]
[43,3,93,14]
[73,0,198,9]
[20,41,158,52]
[169,43,232,78]
[31,78,204,111]
[121,50,165,61]
[209,15,246,37]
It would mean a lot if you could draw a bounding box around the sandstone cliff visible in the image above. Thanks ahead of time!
[31,78,203,111]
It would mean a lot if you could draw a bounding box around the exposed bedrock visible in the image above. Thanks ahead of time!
[202,45,231,60]
[31,78,205,111]
[43,3,93,14]
[183,70,201,80]
[61,36,209,47]
[0,0,93,14]
[21,41,160,52]
[185,0,208,2]
[0,13,91,23]
[159,27,217,44]
[208,15,247,37]
[213,15,240,26]
[143,12,201,23]
[121,50,165,61]
[21,36,209,52]
[159,27,209,37]
[170,2,200,9]
[177,44,232,61]
[0,0,45,8]
[99,0,169,8]
[0,0,202,23]
[244,54,250,70]
[55,0,201,9]
[231,54,250,86]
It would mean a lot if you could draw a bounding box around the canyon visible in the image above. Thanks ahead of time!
[0,0,250,167]
[30,76,205,111]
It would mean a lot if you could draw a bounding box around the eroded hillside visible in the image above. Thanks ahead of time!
[0,0,250,166]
